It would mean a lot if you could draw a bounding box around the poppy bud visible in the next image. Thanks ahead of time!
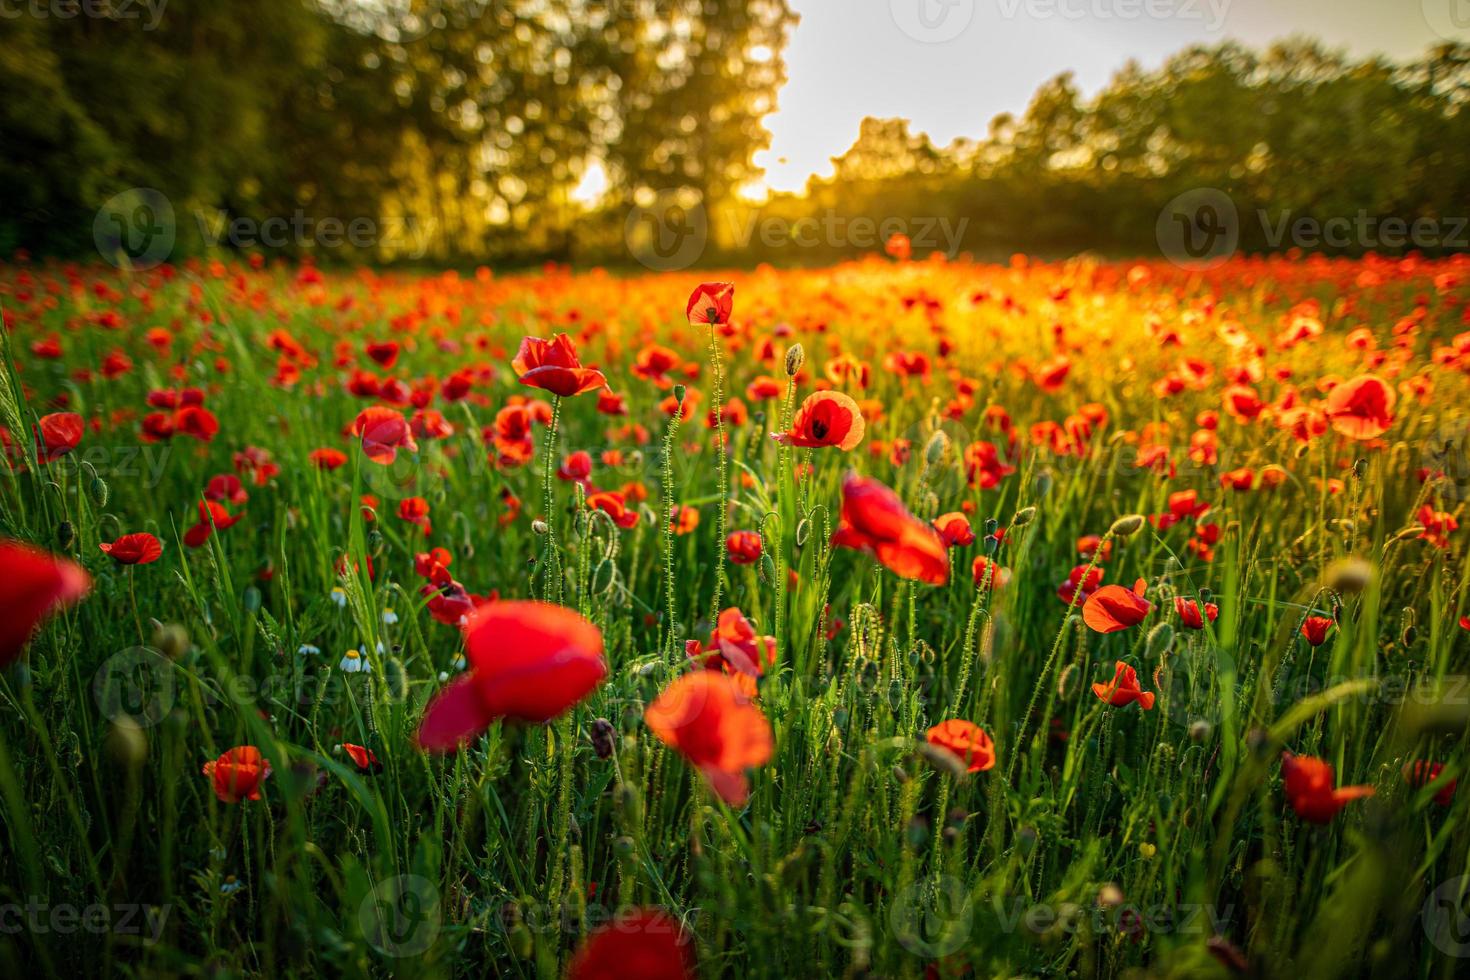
[366,529,384,553]
[1325,556,1373,593]
[591,558,616,595]
[1109,514,1145,537]
[383,657,409,701]
[1012,505,1037,528]
[105,717,148,768]
[891,764,910,784]
[924,430,949,466]
[590,718,616,759]
[242,586,262,613]
[784,343,804,377]
[1145,623,1174,658]
[1097,883,1124,910]
[916,742,969,780]
[795,518,810,547]
[1189,719,1212,742]
[532,519,549,535]
[672,384,686,405]
[89,476,110,507]
[57,520,75,550]
[153,623,189,660]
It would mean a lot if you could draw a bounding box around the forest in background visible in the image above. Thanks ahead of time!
[1,1,1467,266]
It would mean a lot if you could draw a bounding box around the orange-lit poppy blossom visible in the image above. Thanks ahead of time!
[776,390,865,451]
[100,533,163,565]
[925,720,996,773]
[1174,596,1218,629]
[1092,660,1155,709]
[725,530,762,564]
[0,539,90,667]
[645,671,773,806]
[202,746,271,803]
[933,512,974,547]
[35,412,83,462]
[685,607,776,678]
[416,601,607,751]
[1300,615,1334,647]
[342,743,383,773]
[1280,751,1374,824]
[511,334,608,397]
[686,281,734,326]
[567,908,695,980]
[1083,578,1152,633]
[1323,374,1395,440]
[831,473,948,585]
[351,406,418,464]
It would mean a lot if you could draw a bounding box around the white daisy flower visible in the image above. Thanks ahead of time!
[329,587,347,608]
[339,649,370,673]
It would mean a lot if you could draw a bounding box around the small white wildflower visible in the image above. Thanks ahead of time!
[381,609,398,624]
[297,644,321,657]
[220,875,244,896]
[329,587,347,608]
[339,649,370,674]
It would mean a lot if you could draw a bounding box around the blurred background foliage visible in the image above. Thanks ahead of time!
[0,1,1467,265]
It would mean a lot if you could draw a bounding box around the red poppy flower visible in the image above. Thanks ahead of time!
[1174,596,1219,629]
[205,474,248,506]
[971,556,1011,589]
[568,908,695,980]
[831,474,948,585]
[0,540,90,667]
[352,406,418,464]
[1323,374,1395,440]
[173,405,220,442]
[310,448,349,470]
[416,602,607,751]
[202,746,271,803]
[933,512,975,547]
[184,500,241,548]
[776,391,865,451]
[670,505,700,535]
[1403,760,1456,806]
[511,334,607,398]
[1301,615,1335,647]
[685,607,776,678]
[342,743,383,774]
[100,533,163,566]
[925,719,996,773]
[1281,751,1374,824]
[686,281,735,326]
[35,412,83,462]
[558,450,594,484]
[1083,579,1152,633]
[587,490,641,529]
[1057,564,1102,605]
[646,671,773,805]
[1076,534,1111,562]
[725,530,762,565]
[365,340,399,368]
[1092,660,1155,709]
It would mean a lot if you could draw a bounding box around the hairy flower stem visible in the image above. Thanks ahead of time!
[660,407,683,659]
[541,396,564,604]
[707,326,729,623]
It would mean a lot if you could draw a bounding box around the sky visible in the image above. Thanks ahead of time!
[753,0,1464,195]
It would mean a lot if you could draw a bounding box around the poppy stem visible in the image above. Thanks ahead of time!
[660,405,682,659]
[541,396,564,605]
[707,324,729,624]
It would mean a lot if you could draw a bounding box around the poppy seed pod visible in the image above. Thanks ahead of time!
[672,384,687,405]
[590,718,616,759]
[57,520,75,549]
[784,343,804,377]
[1109,514,1145,537]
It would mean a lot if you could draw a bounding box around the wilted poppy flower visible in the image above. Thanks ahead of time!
[512,334,607,398]
[416,602,607,751]
[567,908,695,980]
[341,743,383,774]
[831,474,948,585]
[685,607,776,678]
[645,671,773,805]
[1280,751,1374,824]
[725,530,762,565]
[100,533,163,566]
[1300,615,1335,647]
[0,540,90,667]
[35,412,83,462]
[1323,374,1395,440]
[352,406,418,464]
[1083,579,1153,633]
[933,512,975,547]
[202,746,271,803]
[1175,596,1219,629]
[1092,660,1155,709]
[686,281,734,326]
[925,720,996,773]
[1403,760,1456,806]
[776,391,865,451]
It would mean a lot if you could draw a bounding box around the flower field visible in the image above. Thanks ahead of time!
[1,251,1468,977]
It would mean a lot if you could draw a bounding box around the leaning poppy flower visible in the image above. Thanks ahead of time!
[202,746,271,803]
[831,474,948,585]
[686,281,734,326]
[352,406,418,464]
[1323,374,1395,440]
[646,671,773,805]
[184,500,241,548]
[1300,615,1335,647]
[1083,579,1153,633]
[35,412,83,462]
[1280,751,1374,824]
[587,490,641,529]
[511,334,608,398]
[0,540,90,667]
[1403,760,1456,806]
[341,743,383,774]
[568,908,696,980]
[725,530,762,565]
[933,512,975,547]
[1092,660,1155,709]
[776,391,865,451]
[99,533,163,566]
[685,607,776,678]
[416,602,607,751]
[1174,596,1219,629]
[925,720,996,773]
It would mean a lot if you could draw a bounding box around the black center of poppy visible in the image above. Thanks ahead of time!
[810,418,828,439]
[705,306,718,322]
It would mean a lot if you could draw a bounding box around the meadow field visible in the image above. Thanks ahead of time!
[0,250,1467,978]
